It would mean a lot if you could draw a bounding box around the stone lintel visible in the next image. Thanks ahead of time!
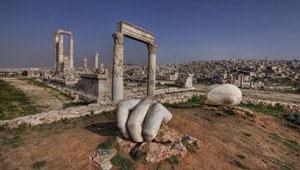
[56,29,72,35]
[117,20,154,44]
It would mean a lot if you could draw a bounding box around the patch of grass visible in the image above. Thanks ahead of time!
[111,152,135,170]
[201,116,211,121]
[0,79,47,120]
[243,132,252,137]
[233,160,248,169]
[131,150,146,161]
[241,104,285,117]
[25,78,49,88]
[269,133,300,154]
[261,125,267,129]
[166,156,179,170]
[163,95,206,108]
[225,109,235,115]
[236,154,246,159]
[102,110,117,120]
[182,139,199,153]
[212,113,224,117]
[96,136,116,149]
[194,113,199,116]
[269,159,294,170]
[1,136,24,148]
[32,160,46,169]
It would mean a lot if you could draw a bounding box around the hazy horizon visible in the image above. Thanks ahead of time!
[0,0,299,68]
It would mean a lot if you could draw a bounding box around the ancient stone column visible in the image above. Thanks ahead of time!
[112,32,124,101]
[147,43,158,97]
[54,32,59,72]
[69,34,74,69]
[83,58,87,71]
[58,34,64,72]
[94,53,99,70]
[99,63,104,73]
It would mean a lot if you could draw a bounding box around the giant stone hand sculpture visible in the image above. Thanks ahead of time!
[117,98,172,143]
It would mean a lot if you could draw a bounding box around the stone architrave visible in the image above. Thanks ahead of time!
[112,21,157,101]
[147,43,158,96]
[94,53,99,70]
[112,32,124,101]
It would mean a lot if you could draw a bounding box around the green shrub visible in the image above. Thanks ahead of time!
[131,150,146,161]
[96,136,116,149]
[284,112,300,125]
[111,152,134,170]
[166,156,179,170]
[1,136,24,148]
[21,70,28,76]
[32,160,46,169]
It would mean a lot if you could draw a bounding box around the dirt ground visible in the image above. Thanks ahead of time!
[0,105,299,170]
[0,77,74,111]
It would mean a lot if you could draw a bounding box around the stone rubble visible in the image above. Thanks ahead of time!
[116,126,192,163]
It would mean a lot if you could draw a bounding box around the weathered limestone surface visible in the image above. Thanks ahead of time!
[175,74,194,88]
[54,29,74,72]
[69,34,74,69]
[117,20,154,44]
[83,58,88,71]
[54,33,59,71]
[147,43,158,96]
[117,98,173,143]
[205,84,242,106]
[58,34,64,72]
[112,32,124,101]
[74,74,112,102]
[94,53,98,69]
[112,21,158,100]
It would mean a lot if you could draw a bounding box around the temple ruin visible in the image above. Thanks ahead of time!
[54,29,74,72]
[112,21,158,101]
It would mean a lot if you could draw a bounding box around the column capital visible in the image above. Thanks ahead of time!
[147,43,158,54]
[69,34,74,39]
[112,32,124,45]
[54,32,59,36]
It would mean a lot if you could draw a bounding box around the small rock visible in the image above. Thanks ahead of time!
[100,161,113,170]
[91,149,117,166]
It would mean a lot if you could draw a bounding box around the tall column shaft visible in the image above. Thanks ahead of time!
[83,58,87,70]
[58,34,64,72]
[69,34,74,69]
[147,43,158,97]
[94,53,99,69]
[112,32,124,101]
[54,33,59,72]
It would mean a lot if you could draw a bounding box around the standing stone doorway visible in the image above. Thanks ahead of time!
[112,21,158,101]
[54,29,74,72]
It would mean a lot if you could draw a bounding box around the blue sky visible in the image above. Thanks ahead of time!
[0,0,299,67]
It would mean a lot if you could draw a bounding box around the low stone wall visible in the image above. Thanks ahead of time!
[2,92,299,128]
[0,92,202,128]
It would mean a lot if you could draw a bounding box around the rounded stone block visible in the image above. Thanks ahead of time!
[205,84,242,106]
